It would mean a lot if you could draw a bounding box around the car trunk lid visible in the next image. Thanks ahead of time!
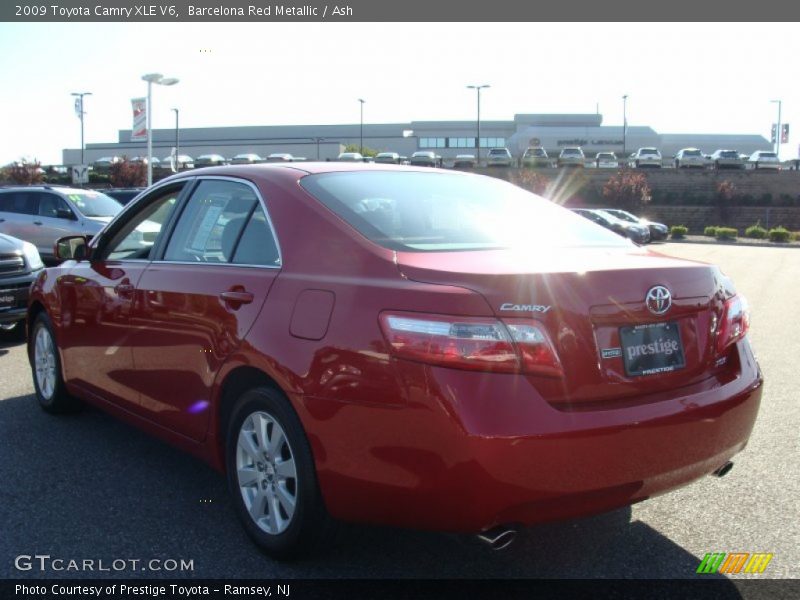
[396,246,725,407]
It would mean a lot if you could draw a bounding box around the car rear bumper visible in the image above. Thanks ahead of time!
[309,338,762,532]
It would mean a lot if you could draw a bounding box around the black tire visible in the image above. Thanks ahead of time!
[29,312,81,414]
[755,162,759,170]
[226,386,334,559]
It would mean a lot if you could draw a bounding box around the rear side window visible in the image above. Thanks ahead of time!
[300,171,627,252]
[0,192,38,215]
[164,179,280,266]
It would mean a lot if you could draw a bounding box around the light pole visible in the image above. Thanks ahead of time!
[313,137,324,160]
[358,99,365,155]
[467,85,490,166]
[142,73,179,186]
[71,91,92,167]
[622,94,628,159]
[171,108,179,171]
[770,99,782,157]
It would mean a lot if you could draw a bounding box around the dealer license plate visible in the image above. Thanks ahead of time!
[620,321,685,377]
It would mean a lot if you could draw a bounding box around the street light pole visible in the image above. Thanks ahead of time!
[71,91,92,167]
[622,94,628,159]
[358,99,365,155]
[141,73,179,186]
[172,108,179,171]
[771,99,782,157]
[467,85,490,166]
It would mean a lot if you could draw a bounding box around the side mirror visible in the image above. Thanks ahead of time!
[56,208,76,220]
[55,235,90,261]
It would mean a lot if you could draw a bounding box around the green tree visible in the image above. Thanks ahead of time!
[344,143,379,158]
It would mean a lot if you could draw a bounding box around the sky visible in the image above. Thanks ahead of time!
[0,22,797,165]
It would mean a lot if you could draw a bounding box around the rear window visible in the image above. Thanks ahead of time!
[640,149,659,155]
[683,150,701,156]
[561,149,581,156]
[758,152,777,158]
[300,171,628,252]
[721,151,739,158]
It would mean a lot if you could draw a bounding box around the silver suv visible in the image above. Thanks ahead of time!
[0,186,122,263]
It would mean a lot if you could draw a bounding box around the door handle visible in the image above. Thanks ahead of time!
[220,290,254,306]
[33,221,43,226]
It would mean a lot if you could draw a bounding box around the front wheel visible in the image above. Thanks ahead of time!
[226,386,334,559]
[29,313,81,413]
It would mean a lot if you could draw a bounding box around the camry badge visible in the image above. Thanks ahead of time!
[645,285,672,315]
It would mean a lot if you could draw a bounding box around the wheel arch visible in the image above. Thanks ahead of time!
[214,365,293,472]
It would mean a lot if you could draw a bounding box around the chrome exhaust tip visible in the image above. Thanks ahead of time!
[476,525,518,551]
[712,461,734,478]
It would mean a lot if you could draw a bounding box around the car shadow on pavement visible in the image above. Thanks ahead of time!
[0,394,735,585]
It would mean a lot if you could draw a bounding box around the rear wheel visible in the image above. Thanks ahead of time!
[226,386,334,559]
[30,313,81,413]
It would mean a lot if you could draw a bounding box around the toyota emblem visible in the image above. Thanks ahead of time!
[645,285,672,315]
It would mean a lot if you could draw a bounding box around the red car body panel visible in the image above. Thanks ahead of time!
[28,164,763,533]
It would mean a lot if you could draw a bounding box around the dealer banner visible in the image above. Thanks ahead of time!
[131,97,147,142]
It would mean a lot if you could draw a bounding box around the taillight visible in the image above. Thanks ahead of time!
[716,295,750,354]
[379,312,563,377]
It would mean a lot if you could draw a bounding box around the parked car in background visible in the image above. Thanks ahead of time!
[486,147,513,167]
[374,152,402,164]
[631,148,662,168]
[337,152,364,162]
[266,153,294,162]
[572,208,650,244]
[130,156,159,167]
[231,154,263,165]
[30,164,762,559]
[595,152,619,169]
[195,154,228,167]
[453,154,476,168]
[673,148,706,169]
[0,232,44,338]
[409,151,440,167]
[558,147,585,168]
[102,188,146,206]
[602,208,669,241]
[710,149,745,169]
[161,155,195,170]
[92,156,121,170]
[748,150,780,170]
[0,186,122,263]
[521,147,550,168]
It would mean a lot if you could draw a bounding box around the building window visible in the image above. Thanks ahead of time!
[447,137,476,148]
[420,137,446,149]
[479,137,506,148]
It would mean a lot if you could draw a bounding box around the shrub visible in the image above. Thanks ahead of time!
[109,158,146,187]
[744,222,768,239]
[704,226,719,237]
[602,171,651,212]
[2,158,44,184]
[768,226,791,243]
[509,169,551,197]
[670,225,688,239]
[715,227,738,241]
[715,180,735,222]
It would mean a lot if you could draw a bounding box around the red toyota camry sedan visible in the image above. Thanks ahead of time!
[28,164,762,558]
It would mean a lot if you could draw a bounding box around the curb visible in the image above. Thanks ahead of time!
[668,237,800,249]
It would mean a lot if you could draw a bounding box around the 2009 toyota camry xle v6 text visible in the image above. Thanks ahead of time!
[27,163,763,558]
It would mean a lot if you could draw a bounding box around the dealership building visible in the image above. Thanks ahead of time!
[62,113,771,165]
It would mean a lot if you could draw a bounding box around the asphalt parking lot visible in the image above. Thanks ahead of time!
[0,243,797,581]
